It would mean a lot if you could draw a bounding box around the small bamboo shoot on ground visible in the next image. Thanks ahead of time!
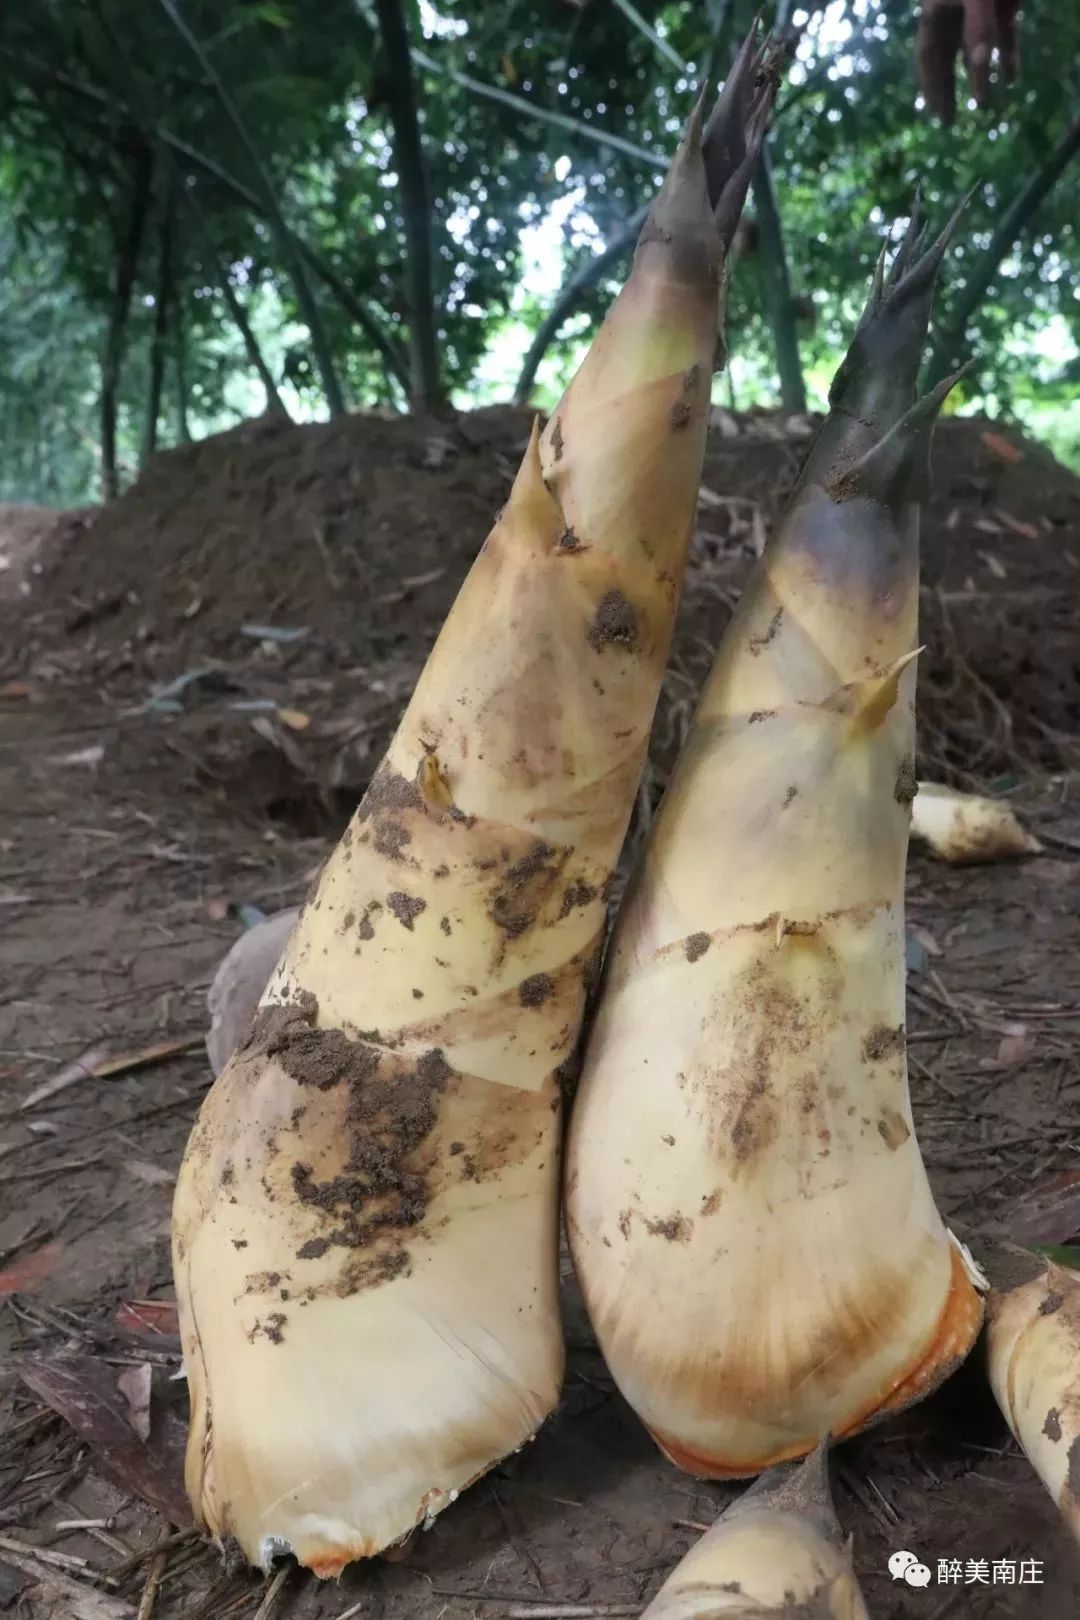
[984,1245,1080,1542]
[565,210,984,1479]
[642,1447,869,1618]
[910,782,1042,863]
[173,42,777,1574]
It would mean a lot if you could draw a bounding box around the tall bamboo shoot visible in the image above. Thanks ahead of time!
[173,42,777,1573]
[564,210,984,1479]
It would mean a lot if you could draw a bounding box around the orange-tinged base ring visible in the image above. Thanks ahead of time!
[649,1245,984,1479]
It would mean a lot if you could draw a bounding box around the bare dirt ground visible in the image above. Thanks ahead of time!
[1,405,1079,1619]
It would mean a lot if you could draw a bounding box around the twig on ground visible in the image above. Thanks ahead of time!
[252,1566,293,1620]
[135,1549,168,1620]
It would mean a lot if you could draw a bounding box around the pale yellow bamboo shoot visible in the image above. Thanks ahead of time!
[642,1448,869,1618]
[985,1247,1080,1542]
[173,44,778,1573]
[911,782,1041,863]
[565,207,984,1480]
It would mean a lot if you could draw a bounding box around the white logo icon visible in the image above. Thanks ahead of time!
[889,1550,933,1587]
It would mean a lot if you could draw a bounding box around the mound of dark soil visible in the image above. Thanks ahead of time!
[4,404,1078,838]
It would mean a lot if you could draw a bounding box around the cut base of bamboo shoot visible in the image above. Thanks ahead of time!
[179,1022,565,1571]
[650,1243,983,1478]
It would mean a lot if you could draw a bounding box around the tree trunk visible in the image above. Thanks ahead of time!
[373,0,445,409]
[167,159,289,418]
[751,145,807,414]
[101,137,153,501]
[142,174,177,464]
[700,0,736,93]
[157,0,346,417]
[514,206,649,404]
[48,47,410,389]
[174,292,191,443]
[927,116,1080,388]
[215,258,290,418]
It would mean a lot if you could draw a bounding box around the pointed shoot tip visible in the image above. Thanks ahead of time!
[702,23,780,250]
[927,359,974,411]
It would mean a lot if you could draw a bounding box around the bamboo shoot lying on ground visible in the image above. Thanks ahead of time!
[642,1447,869,1618]
[172,40,778,1575]
[910,781,1042,863]
[984,1245,1080,1542]
[565,209,985,1480]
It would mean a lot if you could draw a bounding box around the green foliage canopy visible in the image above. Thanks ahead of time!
[0,0,1077,503]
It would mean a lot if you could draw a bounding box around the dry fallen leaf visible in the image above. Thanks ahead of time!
[977,550,1008,579]
[401,567,446,591]
[115,1299,180,1337]
[981,430,1022,464]
[996,1026,1035,1068]
[251,714,307,770]
[21,1044,109,1110]
[0,1242,63,1296]
[989,1170,1080,1247]
[276,707,311,731]
[51,745,105,768]
[996,510,1039,540]
[908,922,943,960]
[21,1354,192,1526]
[206,895,230,921]
[0,680,39,700]
[126,1159,175,1187]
